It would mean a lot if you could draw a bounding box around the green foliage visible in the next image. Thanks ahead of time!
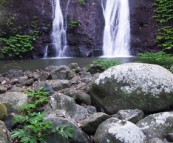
[153,0,173,50]
[0,31,38,58]
[69,20,78,27]
[156,26,173,49]
[7,17,15,27]
[153,0,173,24]
[78,0,85,5]
[136,51,173,69]
[11,87,75,143]
[92,59,121,70]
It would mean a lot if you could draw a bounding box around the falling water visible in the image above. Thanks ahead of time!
[51,0,70,57]
[101,0,130,57]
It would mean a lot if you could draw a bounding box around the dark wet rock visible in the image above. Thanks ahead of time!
[79,71,92,83]
[63,88,91,105]
[113,109,144,124]
[86,64,104,74]
[50,65,76,80]
[0,86,7,94]
[45,93,89,121]
[165,133,173,142]
[39,71,50,81]
[147,138,163,143]
[33,81,55,96]
[0,120,9,143]
[89,63,173,114]
[129,0,158,55]
[44,113,90,143]
[18,76,28,85]
[9,86,23,92]
[80,112,110,134]
[25,78,34,86]
[7,69,23,78]
[70,76,80,84]
[24,70,33,79]
[137,112,173,140]
[68,63,81,73]
[46,80,71,91]
[60,0,104,57]
[94,117,146,143]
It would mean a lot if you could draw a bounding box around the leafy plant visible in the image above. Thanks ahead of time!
[69,20,78,27]
[136,51,173,69]
[7,16,15,27]
[78,0,85,5]
[91,59,121,70]
[153,0,173,50]
[0,31,38,59]
[11,88,75,143]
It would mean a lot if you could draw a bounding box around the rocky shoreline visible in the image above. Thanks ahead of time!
[1,62,173,143]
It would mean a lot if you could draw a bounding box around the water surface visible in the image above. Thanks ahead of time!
[0,57,136,74]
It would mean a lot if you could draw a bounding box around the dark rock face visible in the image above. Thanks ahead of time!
[0,0,161,58]
[0,0,53,59]
[129,0,158,55]
[60,0,104,57]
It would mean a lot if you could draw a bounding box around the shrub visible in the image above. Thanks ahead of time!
[11,88,74,143]
[91,59,121,70]
[136,51,173,69]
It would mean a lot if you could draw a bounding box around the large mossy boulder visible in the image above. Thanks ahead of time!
[89,63,173,114]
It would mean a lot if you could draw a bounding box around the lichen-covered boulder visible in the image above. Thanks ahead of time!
[89,63,173,114]
[137,112,173,140]
[94,117,146,143]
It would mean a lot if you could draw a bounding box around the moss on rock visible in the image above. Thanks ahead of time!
[0,103,7,120]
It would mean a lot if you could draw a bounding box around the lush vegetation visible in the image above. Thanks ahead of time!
[137,51,173,69]
[11,87,74,143]
[0,31,38,59]
[69,20,78,27]
[153,0,173,50]
[91,59,121,70]
[78,0,85,5]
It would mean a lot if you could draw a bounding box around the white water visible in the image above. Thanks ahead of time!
[101,0,130,57]
[51,0,70,57]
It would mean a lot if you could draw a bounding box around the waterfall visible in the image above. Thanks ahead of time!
[101,0,130,57]
[51,0,70,57]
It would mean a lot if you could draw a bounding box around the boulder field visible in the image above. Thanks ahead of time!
[1,63,173,142]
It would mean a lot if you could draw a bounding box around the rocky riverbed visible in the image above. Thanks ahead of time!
[1,62,173,143]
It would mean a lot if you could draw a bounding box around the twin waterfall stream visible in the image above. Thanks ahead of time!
[50,0,130,57]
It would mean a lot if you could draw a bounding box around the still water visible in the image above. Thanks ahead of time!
[0,57,136,74]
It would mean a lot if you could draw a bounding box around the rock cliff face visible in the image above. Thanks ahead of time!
[0,0,159,59]
[129,0,158,55]
[60,0,104,57]
[0,0,53,59]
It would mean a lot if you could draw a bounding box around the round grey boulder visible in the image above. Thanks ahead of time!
[94,117,146,143]
[89,63,173,114]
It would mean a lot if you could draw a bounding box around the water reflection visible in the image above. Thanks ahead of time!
[0,57,137,74]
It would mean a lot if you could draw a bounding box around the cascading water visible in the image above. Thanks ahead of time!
[51,0,70,57]
[101,0,130,57]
